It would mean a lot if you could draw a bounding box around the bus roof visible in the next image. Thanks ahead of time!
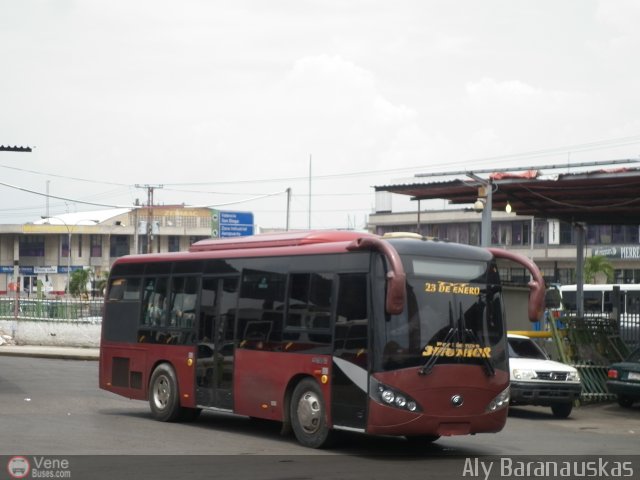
[189,230,377,252]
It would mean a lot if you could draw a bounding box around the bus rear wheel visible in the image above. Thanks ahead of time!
[149,363,183,422]
[290,378,332,448]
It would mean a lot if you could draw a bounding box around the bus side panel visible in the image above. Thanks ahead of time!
[100,342,198,408]
[367,365,509,436]
[233,349,332,421]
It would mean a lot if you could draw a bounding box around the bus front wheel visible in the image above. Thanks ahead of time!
[290,378,332,448]
[149,363,182,422]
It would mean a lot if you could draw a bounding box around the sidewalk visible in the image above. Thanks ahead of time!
[0,345,99,360]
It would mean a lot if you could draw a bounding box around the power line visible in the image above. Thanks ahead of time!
[163,186,372,197]
[0,180,132,209]
[162,134,640,186]
[0,161,128,186]
[1,134,640,190]
[0,134,639,214]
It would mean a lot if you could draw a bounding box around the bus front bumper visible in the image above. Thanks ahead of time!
[365,398,508,437]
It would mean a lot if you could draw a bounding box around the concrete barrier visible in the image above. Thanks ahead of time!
[0,318,101,347]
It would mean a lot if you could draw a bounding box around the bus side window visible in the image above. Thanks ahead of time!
[108,278,126,301]
[141,279,156,325]
[237,269,285,349]
[603,291,614,313]
[561,291,576,311]
[141,277,169,327]
[584,291,603,313]
[627,292,640,315]
[286,273,332,328]
[108,277,141,301]
[170,276,198,328]
[284,272,333,349]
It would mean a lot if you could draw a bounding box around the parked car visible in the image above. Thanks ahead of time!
[606,347,640,408]
[507,334,582,418]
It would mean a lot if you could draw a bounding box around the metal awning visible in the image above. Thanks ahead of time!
[375,160,640,318]
[376,164,640,224]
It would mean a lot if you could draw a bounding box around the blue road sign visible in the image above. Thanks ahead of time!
[211,210,254,238]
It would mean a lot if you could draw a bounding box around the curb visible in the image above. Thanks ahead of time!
[0,346,99,361]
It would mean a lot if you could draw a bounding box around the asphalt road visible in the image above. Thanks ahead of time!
[1,356,639,479]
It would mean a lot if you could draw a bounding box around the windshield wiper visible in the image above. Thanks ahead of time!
[418,300,495,377]
[418,326,457,375]
[465,328,495,377]
[457,299,495,377]
[419,301,457,375]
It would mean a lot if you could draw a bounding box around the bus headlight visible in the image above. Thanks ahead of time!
[381,389,395,404]
[486,386,510,412]
[370,378,422,413]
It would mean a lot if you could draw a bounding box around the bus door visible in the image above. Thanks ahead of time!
[331,273,369,430]
[196,276,239,410]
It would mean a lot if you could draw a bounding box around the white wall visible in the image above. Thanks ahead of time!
[0,319,100,347]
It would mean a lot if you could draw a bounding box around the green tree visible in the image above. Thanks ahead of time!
[583,255,614,284]
[69,268,91,297]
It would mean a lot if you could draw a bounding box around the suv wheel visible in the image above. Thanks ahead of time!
[551,402,573,418]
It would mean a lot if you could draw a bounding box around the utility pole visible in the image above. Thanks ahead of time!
[308,154,312,229]
[286,187,291,231]
[1,145,32,327]
[135,184,163,253]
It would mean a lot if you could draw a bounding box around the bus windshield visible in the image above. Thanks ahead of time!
[376,256,506,373]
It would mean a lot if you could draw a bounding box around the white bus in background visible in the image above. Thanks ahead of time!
[549,284,640,347]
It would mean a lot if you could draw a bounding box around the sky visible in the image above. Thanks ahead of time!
[1,0,640,231]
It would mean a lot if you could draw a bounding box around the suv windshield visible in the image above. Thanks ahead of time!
[508,337,547,360]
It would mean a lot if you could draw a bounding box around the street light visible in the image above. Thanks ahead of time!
[41,216,99,295]
[467,173,494,247]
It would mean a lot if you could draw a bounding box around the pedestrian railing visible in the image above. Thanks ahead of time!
[0,297,103,322]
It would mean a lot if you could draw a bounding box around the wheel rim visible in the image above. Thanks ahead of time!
[296,391,322,435]
[153,375,171,410]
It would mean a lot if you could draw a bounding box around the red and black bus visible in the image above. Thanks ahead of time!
[99,230,544,448]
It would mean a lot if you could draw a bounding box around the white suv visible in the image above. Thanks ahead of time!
[507,334,582,418]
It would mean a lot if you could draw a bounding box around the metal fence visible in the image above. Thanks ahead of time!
[619,312,640,349]
[548,313,632,403]
[0,296,103,322]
